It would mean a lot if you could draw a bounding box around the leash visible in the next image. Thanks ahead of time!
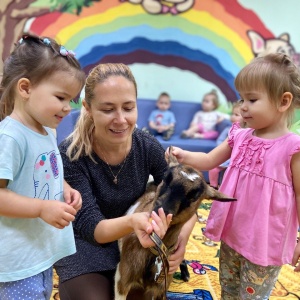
[149,232,172,299]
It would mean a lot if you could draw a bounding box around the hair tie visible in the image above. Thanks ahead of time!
[60,46,75,57]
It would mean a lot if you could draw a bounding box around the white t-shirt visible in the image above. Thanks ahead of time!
[191,110,229,131]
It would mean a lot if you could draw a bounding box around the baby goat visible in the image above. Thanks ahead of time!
[114,147,234,300]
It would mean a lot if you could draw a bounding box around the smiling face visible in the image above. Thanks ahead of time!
[23,70,82,131]
[86,76,138,146]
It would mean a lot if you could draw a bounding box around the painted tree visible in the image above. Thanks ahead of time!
[0,0,100,72]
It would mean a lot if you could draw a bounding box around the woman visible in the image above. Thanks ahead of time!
[55,63,196,300]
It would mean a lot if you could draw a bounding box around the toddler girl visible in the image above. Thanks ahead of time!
[181,89,228,139]
[208,102,245,189]
[0,34,85,299]
[167,53,300,299]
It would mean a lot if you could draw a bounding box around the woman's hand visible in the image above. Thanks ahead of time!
[132,208,172,248]
[168,215,197,273]
[168,235,186,274]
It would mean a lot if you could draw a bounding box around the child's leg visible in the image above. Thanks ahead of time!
[162,126,174,141]
[239,255,281,299]
[0,267,53,300]
[181,124,199,137]
[219,242,281,300]
[197,123,204,133]
[208,167,221,188]
[219,241,241,299]
[202,130,219,139]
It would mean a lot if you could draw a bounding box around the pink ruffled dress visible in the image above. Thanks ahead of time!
[204,123,300,266]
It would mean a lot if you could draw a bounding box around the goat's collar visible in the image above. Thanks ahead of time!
[149,232,175,257]
[149,232,171,286]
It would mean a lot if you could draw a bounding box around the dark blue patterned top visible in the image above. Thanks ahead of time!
[55,129,167,283]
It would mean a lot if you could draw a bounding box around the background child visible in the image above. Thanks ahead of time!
[146,92,176,141]
[181,89,228,139]
[208,101,245,189]
[167,53,300,299]
[0,34,85,299]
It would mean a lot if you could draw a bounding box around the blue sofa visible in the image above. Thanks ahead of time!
[136,99,231,152]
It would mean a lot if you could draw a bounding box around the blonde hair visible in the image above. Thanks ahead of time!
[66,63,137,161]
[235,53,300,127]
[203,89,219,109]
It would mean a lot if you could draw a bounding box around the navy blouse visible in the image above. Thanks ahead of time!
[55,129,167,283]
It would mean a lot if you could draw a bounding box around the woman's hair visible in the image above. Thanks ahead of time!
[203,89,219,109]
[66,63,137,161]
[0,34,86,120]
[235,53,300,127]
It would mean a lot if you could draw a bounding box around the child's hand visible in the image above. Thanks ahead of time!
[39,200,76,229]
[292,240,300,272]
[165,146,185,163]
[156,125,164,133]
[63,180,82,212]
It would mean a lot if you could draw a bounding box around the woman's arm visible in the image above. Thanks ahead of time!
[94,208,172,247]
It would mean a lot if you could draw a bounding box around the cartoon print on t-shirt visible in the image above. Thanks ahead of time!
[33,150,61,200]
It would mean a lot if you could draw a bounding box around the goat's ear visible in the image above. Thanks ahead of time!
[206,186,237,202]
[168,146,179,167]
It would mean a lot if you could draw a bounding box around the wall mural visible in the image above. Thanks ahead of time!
[1,0,299,106]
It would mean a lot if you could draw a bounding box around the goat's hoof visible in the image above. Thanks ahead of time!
[180,260,190,282]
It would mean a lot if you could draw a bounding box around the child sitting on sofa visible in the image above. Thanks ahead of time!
[181,89,228,139]
[208,101,245,189]
[144,92,176,141]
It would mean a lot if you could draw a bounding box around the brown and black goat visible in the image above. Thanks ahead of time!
[114,147,234,300]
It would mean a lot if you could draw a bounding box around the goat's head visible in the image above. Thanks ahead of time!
[152,146,235,224]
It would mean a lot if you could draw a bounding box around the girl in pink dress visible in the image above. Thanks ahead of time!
[166,53,300,299]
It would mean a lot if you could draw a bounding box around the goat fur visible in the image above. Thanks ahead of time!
[114,147,233,300]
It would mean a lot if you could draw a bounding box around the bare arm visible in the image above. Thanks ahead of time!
[149,120,157,130]
[0,178,76,228]
[94,208,172,248]
[291,152,300,271]
[167,139,232,171]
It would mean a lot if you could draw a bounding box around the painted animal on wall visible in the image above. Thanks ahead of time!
[248,30,300,67]
[120,0,195,15]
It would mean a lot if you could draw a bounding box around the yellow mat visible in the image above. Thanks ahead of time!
[51,200,300,299]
